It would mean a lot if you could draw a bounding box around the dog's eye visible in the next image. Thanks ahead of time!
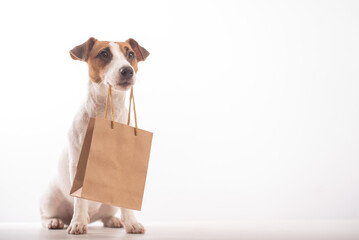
[128,51,135,60]
[99,51,109,58]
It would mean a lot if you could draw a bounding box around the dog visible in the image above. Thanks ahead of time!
[40,37,149,234]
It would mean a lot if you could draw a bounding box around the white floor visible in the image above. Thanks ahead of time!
[0,220,358,240]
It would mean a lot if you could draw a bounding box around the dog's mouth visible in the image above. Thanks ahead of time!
[112,81,133,90]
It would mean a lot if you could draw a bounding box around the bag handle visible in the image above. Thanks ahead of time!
[104,85,138,135]
[104,85,115,128]
[127,87,138,135]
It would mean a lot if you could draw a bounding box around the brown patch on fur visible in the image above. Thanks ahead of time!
[87,41,111,83]
[117,42,139,72]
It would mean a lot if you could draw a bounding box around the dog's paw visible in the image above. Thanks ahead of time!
[122,219,145,234]
[47,218,64,229]
[103,216,123,228]
[67,220,87,234]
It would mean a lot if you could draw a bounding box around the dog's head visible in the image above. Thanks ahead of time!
[70,37,149,91]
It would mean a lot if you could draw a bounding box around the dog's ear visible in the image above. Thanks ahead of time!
[70,37,97,61]
[126,38,150,62]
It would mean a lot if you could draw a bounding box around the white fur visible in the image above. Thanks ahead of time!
[40,44,145,234]
[104,42,136,90]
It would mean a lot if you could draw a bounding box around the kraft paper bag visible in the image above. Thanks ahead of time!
[70,86,153,210]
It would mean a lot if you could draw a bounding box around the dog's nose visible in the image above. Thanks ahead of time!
[120,66,134,80]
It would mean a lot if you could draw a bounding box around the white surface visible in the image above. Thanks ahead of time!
[0,221,359,240]
[0,0,359,223]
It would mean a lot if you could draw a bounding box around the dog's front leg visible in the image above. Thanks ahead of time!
[121,208,145,234]
[67,143,89,234]
[67,197,89,234]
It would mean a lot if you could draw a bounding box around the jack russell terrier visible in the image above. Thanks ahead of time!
[40,37,150,234]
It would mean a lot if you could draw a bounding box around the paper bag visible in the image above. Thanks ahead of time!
[70,86,153,210]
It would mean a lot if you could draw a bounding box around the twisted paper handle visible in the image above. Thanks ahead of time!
[104,85,138,135]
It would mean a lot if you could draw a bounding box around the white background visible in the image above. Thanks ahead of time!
[0,0,358,223]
